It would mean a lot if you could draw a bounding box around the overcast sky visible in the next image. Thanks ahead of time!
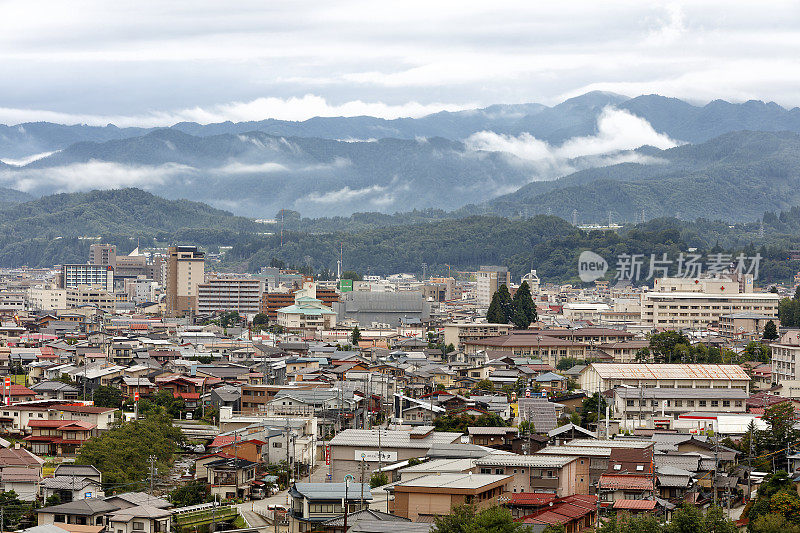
[1,0,799,126]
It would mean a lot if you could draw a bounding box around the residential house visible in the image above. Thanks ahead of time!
[474,453,586,496]
[390,473,511,521]
[205,457,257,500]
[288,482,371,533]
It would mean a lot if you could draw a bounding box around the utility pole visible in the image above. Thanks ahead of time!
[285,419,291,487]
[148,455,157,496]
[713,433,719,507]
[360,457,365,508]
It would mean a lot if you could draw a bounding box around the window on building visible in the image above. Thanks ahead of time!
[699,401,707,407]
[133,523,145,531]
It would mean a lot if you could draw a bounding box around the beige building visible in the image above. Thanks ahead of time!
[641,277,779,329]
[719,312,776,339]
[771,330,800,383]
[197,277,264,315]
[476,266,511,306]
[474,453,585,496]
[27,287,67,311]
[165,246,204,316]
[391,473,511,521]
[327,427,462,482]
[579,363,751,393]
[66,287,115,313]
[443,322,513,350]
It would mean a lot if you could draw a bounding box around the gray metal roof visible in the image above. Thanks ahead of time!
[39,498,119,515]
[351,521,433,533]
[394,473,511,489]
[475,453,573,468]
[330,429,460,449]
[290,482,372,501]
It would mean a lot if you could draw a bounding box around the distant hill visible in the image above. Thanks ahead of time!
[0,186,32,206]
[10,130,536,217]
[0,188,263,239]
[482,130,800,222]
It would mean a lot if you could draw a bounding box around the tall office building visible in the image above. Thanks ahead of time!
[165,246,205,316]
[197,277,264,315]
[90,243,117,267]
[476,265,511,306]
[61,264,114,292]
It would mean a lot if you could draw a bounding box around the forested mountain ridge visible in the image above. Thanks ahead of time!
[481,130,800,222]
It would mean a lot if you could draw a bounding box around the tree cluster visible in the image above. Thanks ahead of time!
[433,413,509,433]
[76,413,184,490]
[486,282,538,329]
[779,287,800,328]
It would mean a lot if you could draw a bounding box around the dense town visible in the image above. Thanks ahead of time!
[0,243,796,533]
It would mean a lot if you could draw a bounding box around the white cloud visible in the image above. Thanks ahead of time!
[0,151,58,166]
[215,161,288,175]
[465,106,678,180]
[0,96,475,127]
[467,106,678,159]
[0,160,194,192]
[0,2,798,125]
[303,183,390,204]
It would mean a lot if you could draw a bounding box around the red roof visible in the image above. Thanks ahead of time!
[28,419,80,428]
[57,404,116,414]
[516,495,597,525]
[599,474,654,490]
[509,493,557,506]
[613,499,657,510]
[210,435,241,448]
[7,384,35,396]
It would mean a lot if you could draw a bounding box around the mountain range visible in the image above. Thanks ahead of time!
[2,92,800,218]
[482,130,800,222]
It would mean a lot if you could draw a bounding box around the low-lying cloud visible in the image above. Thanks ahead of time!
[465,106,678,179]
[0,95,474,128]
[0,151,59,166]
[0,160,195,193]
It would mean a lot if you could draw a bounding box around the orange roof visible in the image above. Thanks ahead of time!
[599,474,654,490]
[510,493,557,506]
[613,499,657,510]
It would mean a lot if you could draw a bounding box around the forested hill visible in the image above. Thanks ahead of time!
[481,130,800,222]
[1,188,800,286]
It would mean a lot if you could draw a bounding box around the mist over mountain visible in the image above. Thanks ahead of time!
[2,92,800,218]
[482,130,800,222]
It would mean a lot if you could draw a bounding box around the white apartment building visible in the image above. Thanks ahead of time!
[641,277,779,329]
[476,265,511,306]
[27,287,67,311]
[61,264,114,292]
[612,387,748,428]
[197,277,264,315]
[771,330,800,384]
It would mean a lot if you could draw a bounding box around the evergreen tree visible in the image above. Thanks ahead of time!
[487,291,508,323]
[351,325,362,344]
[512,281,538,326]
[764,319,779,340]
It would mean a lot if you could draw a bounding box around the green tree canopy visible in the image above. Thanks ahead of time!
[93,385,122,408]
[764,319,779,341]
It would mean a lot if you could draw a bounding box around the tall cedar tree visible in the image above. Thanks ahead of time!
[486,284,514,324]
[764,319,778,340]
[511,281,538,328]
